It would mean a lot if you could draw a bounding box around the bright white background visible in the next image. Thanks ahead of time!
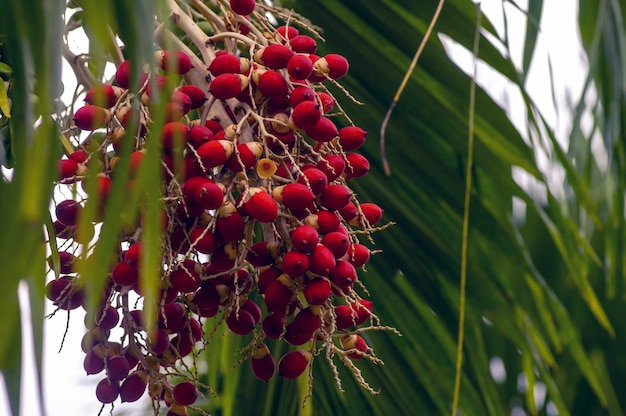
[0,0,589,414]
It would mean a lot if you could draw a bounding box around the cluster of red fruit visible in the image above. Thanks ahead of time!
[47,1,388,414]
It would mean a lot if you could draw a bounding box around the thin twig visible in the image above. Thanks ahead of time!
[379,0,446,175]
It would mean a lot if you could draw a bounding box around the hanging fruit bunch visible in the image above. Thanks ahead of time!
[47,0,393,414]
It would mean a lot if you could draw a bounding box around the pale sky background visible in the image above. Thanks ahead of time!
[0,0,589,414]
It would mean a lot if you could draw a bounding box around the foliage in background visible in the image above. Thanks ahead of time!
[0,0,625,415]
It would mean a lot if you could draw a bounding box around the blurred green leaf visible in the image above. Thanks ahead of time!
[0,80,10,117]
[0,62,12,77]
[1,302,21,416]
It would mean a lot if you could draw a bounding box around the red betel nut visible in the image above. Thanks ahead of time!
[230,0,256,15]
[290,101,322,130]
[272,183,315,211]
[245,188,278,223]
[256,44,294,69]
[287,54,313,80]
[176,85,208,108]
[209,73,249,100]
[73,105,112,130]
[251,344,276,382]
[157,50,193,75]
[290,35,317,54]
[278,350,311,379]
[256,70,289,99]
[305,117,338,142]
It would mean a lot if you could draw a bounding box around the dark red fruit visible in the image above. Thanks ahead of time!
[247,241,278,267]
[84,84,119,108]
[309,245,337,277]
[305,210,341,234]
[57,159,79,182]
[304,278,332,305]
[341,334,368,359]
[68,150,88,164]
[170,260,201,293]
[291,225,319,253]
[277,25,299,41]
[346,243,371,267]
[170,333,194,357]
[188,125,214,148]
[115,60,149,89]
[321,184,352,211]
[48,251,75,274]
[290,100,321,130]
[208,53,245,76]
[290,35,317,54]
[262,313,284,339]
[197,140,235,168]
[46,276,82,310]
[172,381,199,406]
[257,44,294,69]
[330,259,357,292]
[321,231,350,258]
[339,201,358,222]
[96,378,120,404]
[195,180,224,210]
[273,183,315,211]
[281,250,310,277]
[278,350,310,379]
[317,92,335,114]
[55,199,82,226]
[338,126,367,150]
[287,54,313,80]
[257,70,289,99]
[352,202,383,226]
[216,203,245,241]
[289,85,316,107]
[125,242,143,267]
[211,245,238,272]
[317,154,346,182]
[286,307,321,340]
[95,305,120,330]
[245,188,278,223]
[314,54,349,79]
[158,302,186,330]
[264,279,294,314]
[334,305,355,329]
[211,73,249,100]
[83,349,105,375]
[225,142,263,172]
[344,153,370,179]
[230,0,256,15]
[158,50,193,75]
[251,344,275,382]
[257,266,282,293]
[189,226,219,254]
[305,117,338,142]
[160,121,190,149]
[169,91,192,115]
[225,309,256,335]
[120,372,147,403]
[106,355,130,381]
[192,285,221,317]
[186,317,204,342]
[148,328,170,354]
[111,261,139,286]
[298,167,327,195]
[52,220,74,240]
[176,85,208,108]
